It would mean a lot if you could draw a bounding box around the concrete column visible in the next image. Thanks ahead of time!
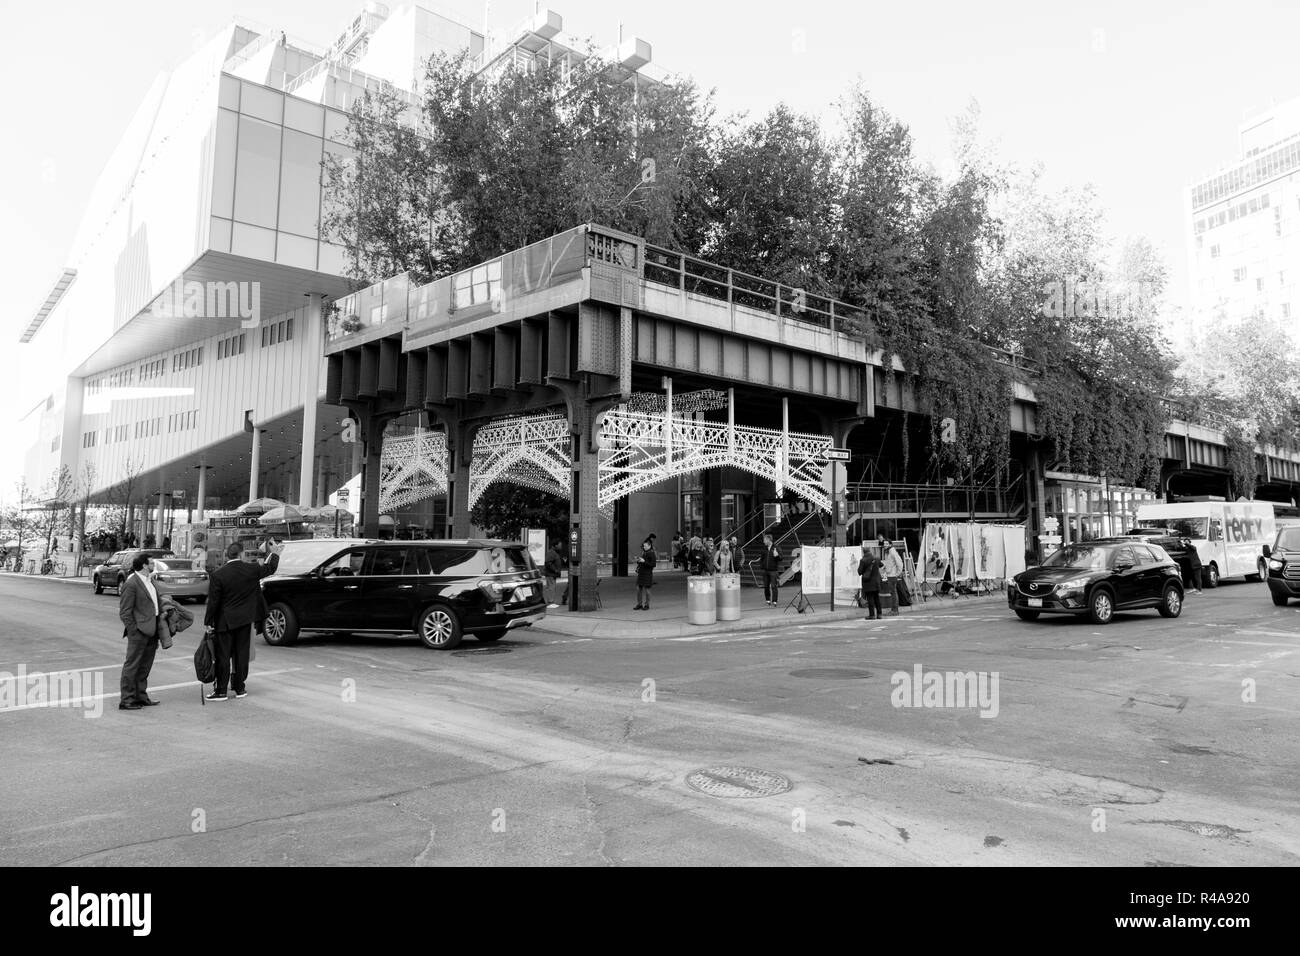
[196,460,207,522]
[299,294,324,507]
[613,495,629,576]
[575,408,601,612]
[156,486,166,547]
[249,427,262,502]
[316,455,329,508]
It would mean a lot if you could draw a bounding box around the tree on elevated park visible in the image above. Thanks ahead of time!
[469,485,568,552]
[322,62,1180,492]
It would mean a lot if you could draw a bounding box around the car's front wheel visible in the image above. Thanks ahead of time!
[116,575,126,593]
[1013,609,1040,621]
[263,602,299,646]
[418,605,462,649]
[93,575,103,595]
[1157,584,1183,618]
[1248,559,1267,582]
[1088,588,1115,625]
[1205,563,1220,588]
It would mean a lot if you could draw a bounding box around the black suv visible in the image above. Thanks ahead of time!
[1265,526,1300,607]
[260,539,545,649]
[92,549,175,594]
[1009,539,1184,624]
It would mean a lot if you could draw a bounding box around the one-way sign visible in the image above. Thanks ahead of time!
[822,447,851,461]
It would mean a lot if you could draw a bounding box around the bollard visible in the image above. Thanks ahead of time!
[715,572,741,621]
[687,575,717,626]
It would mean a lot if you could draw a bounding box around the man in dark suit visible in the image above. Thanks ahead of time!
[203,540,280,701]
[118,553,163,710]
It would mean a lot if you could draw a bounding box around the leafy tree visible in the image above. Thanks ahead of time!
[470,484,568,547]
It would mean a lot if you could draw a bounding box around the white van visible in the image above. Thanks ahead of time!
[1134,500,1276,587]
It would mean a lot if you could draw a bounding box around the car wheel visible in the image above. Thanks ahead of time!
[418,605,462,649]
[116,575,125,593]
[1013,609,1040,621]
[475,628,507,641]
[93,575,103,595]
[263,603,299,646]
[1157,584,1183,618]
[1205,563,1220,588]
[1273,591,1291,607]
[1248,559,1267,582]
[1087,588,1115,625]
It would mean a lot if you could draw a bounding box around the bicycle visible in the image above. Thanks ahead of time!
[40,558,67,576]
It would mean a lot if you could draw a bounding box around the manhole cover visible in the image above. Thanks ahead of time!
[686,767,792,799]
[451,647,513,656]
[789,668,872,680]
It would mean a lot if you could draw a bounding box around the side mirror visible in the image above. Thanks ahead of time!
[1262,544,1271,558]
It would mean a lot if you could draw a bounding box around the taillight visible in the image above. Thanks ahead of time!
[478,580,504,602]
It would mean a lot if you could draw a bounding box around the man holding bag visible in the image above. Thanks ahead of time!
[203,540,280,701]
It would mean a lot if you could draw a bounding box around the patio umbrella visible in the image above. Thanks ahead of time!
[237,497,284,515]
[314,505,352,520]
[298,506,321,521]
[3,540,19,548]
[258,504,306,525]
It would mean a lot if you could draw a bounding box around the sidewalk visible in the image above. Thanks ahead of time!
[531,570,997,639]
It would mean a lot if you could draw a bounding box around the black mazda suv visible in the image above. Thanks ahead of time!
[1009,539,1185,625]
[260,539,546,649]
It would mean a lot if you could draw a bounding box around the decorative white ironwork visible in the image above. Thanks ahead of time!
[597,410,834,509]
[468,413,572,510]
[618,389,728,416]
[379,431,448,513]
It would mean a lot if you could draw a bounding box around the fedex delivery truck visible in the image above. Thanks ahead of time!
[1134,500,1276,587]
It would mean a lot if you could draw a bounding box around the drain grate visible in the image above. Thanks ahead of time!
[686,767,792,799]
[789,668,873,680]
[451,647,513,656]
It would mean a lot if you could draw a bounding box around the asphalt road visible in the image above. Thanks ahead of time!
[1,574,1297,866]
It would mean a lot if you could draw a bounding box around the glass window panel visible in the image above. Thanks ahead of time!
[284,96,324,136]
[276,232,316,269]
[231,222,276,260]
[318,242,347,276]
[219,74,241,111]
[233,115,282,228]
[209,216,232,253]
[324,107,350,144]
[212,108,238,220]
[240,82,284,125]
[278,128,323,237]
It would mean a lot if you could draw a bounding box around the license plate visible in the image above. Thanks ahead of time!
[514,585,534,600]
[1026,598,1042,607]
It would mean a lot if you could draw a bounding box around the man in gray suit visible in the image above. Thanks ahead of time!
[118,553,163,710]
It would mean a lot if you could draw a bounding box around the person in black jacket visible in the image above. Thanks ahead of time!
[543,544,563,608]
[634,538,657,610]
[759,534,782,606]
[203,540,280,701]
[858,542,883,620]
[1181,537,1203,593]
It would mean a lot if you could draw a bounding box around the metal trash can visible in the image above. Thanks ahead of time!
[715,572,741,621]
[687,575,717,626]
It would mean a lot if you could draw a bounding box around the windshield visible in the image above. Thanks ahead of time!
[1275,528,1300,551]
[1042,546,1109,570]
[1138,517,1206,538]
[152,559,190,572]
[276,541,354,575]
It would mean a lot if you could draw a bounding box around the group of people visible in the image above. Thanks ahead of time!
[856,536,911,620]
[669,532,747,577]
[117,538,281,710]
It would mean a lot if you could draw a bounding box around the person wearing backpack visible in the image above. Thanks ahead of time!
[858,541,884,621]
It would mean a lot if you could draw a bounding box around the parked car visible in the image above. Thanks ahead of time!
[260,539,546,650]
[1265,525,1300,607]
[1119,528,1200,586]
[92,549,175,594]
[149,557,209,603]
[1008,539,1184,624]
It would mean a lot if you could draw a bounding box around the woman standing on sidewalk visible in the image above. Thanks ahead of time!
[634,538,657,610]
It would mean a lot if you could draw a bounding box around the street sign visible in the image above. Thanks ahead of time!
[208,515,261,529]
[172,489,185,499]
[822,447,851,461]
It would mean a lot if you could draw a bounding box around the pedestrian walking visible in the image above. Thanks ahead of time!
[858,541,883,620]
[759,534,782,606]
[730,536,745,575]
[117,554,164,710]
[202,540,280,701]
[1182,537,1203,593]
[634,538,657,610]
[880,536,910,606]
[543,541,563,608]
[671,531,685,570]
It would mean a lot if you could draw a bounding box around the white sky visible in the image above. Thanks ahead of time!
[2,0,1296,504]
